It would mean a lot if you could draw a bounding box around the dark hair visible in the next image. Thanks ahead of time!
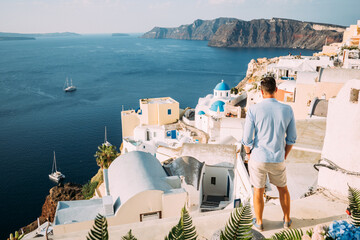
[260,77,276,94]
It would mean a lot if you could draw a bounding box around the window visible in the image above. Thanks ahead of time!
[153,132,157,138]
[211,177,216,185]
[140,211,162,222]
[350,88,359,103]
[168,109,171,115]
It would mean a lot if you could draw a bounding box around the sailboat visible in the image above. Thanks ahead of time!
[64,77,76,92]
[104,126,112,147]
[49,151,65,182]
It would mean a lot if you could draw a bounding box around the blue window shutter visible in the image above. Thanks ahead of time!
[168,109,171,115]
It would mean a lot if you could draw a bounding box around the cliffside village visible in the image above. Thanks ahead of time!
[25,20,360,239]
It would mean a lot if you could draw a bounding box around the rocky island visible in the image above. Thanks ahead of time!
[112,33,130,37]
[142,17,345,50]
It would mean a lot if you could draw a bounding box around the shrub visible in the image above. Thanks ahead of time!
[231,87,239,95]
[82,180,99,199]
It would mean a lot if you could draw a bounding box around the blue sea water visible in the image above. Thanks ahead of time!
[0,34,315,236]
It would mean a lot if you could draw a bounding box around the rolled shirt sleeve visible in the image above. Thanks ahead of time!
[285,108,297,145]
[242,108,255,147]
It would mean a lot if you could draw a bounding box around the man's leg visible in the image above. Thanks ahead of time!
[277,185,291,222]
[253,187,265,225]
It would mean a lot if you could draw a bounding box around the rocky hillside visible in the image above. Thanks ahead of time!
[142,17,345,50]
[21,183,84,234]
[142,18,237,40]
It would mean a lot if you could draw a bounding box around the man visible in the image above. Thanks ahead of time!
[242,76,297,231]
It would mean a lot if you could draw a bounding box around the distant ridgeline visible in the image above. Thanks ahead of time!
[0,32,80,41]
[142,17,346,50]
[0,36,35,41]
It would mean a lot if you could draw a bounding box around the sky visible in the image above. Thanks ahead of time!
[0,0,359,34]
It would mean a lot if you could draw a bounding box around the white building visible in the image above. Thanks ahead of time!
[121,97,194,156]
[53,151,187,235]
[195,80,232,119]
[267,56,333,80]
[161,143,252,212]
[194,80,243,143]
[317,79,360,195]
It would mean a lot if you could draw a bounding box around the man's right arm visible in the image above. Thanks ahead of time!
[285,144,293,160]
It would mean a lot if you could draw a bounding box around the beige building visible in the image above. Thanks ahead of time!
[121,97,179,138]
[53,151,187,235]
[316,42,342,56]
[291,68,360,119]
[342,20,360,47]
[139,97,179,126]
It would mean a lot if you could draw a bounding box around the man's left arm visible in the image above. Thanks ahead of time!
[285,109,297,160]
[242,108,255,159]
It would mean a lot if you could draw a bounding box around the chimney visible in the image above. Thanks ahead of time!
[102,195,114,216]
[103,168,110,196]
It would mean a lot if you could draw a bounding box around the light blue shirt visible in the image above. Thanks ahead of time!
[242,98,297,163]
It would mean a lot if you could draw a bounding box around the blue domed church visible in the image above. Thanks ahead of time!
[194,80,239,133]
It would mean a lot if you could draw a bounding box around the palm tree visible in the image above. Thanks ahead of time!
[269,229,304,240]
[7,230,24,240]
[220,202,253,240]
[94,144,119,169]
[86,214,109,240]
[165,206,197,240]
[122,230,137,240]
[348,185,360,227]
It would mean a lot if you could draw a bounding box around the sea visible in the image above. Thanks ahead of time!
[0,34,315,237]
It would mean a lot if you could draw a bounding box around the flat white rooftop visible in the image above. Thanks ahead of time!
[141,97,177,105]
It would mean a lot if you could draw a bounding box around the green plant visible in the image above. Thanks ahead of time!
[94,144,119,169]
[249,83,258,91]
[122,229,137,240]
[87,214,108,240]
[165,206,197,240]
[91,168,104,185]
[348,185,360,227]
[306,228,313,238]
[220,202,253,240]
[341,45,359,51]
[82,180,99,199]
[231,87,239,95]
[7,231,24,240]
[269,228,304,240]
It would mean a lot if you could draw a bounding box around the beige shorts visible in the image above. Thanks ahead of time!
[249,160,287,188]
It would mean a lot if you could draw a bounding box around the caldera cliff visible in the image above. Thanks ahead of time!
[142,17,345,50]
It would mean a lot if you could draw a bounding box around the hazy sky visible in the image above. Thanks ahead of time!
[0,0,359,34]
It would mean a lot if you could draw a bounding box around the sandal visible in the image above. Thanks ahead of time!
[252,218,264,231]
[283,219,292,228]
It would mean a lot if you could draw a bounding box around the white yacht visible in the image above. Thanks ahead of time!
[104,126,112,147]
[64,78,76,92]
[49,151,65,182]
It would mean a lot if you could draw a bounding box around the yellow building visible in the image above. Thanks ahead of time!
[342,20,360,47]
[121,97,179,138]
[139,97,179,126]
